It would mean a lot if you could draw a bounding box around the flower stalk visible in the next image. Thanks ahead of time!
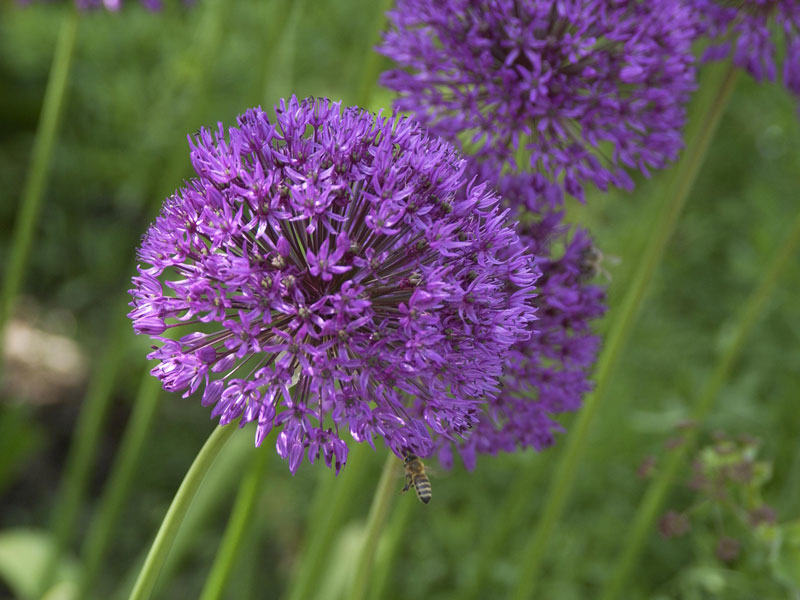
[78,374,162,599]
[128,424,236,600]
[349,452,400,600]
[511,61,740,600]
[1,8,78,342]
[199,443,270,600]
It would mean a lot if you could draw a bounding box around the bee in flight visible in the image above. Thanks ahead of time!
[401,453,432,504]
[579,244,619,282]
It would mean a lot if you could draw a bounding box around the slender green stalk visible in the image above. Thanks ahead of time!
[353,0,392,108]
[511,62,740,600]
[76,0,231,593]
[198,444,270,600]
[36,312,128,599]
[0,9,78,340]
[462,456,545,600]
[283,443,373,600]
[128,424,236,600]
[600,209,800,600]
[282,4,389,596]
[369,489,415,599]
[78,374,161,598]
[349,452,400,600]
[260,0,305,104]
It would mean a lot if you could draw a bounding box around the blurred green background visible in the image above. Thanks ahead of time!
[1,1,799,599]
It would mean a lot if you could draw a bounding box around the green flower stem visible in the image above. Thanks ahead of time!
[369,489,415,599]
[512,61,740,600]
[600,208,800,600]
[78,374,161,599]
[283,4,389,596]
[353,0,392,108]
[128,424,236,600]
[75,0,230,592]
[283,443,373,600]
[198,443,270,600]
[350,452,400,600]
[36,311,128,599]
[462,456,546,600]
[260,0,305,104]
[0,8,78,340]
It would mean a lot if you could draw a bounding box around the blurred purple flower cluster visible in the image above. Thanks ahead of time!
[378,0,697,206]
[695,0,800,97]
[129,97,539,473]
[441,220,605,468]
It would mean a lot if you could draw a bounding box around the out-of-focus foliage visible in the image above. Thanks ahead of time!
[650,431,797,599]
[1,1,799,599]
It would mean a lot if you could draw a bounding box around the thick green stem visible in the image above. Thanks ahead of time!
[260,0,305,105]
[0,9,78,341]
[36,311,127,599]
[198,444,270,600]
[369,489,415,599]
[600,208,800,600]
[511,62,740,600]
[283,443,373,600]
[76,0,230,593]
[462,456,545,600]
[353,0,392,108]
[78,374,161,599]
[128,424,236,600]
[349,452,399,600]
[281,4,389,596]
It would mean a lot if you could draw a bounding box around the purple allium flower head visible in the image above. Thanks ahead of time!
[438,208,606,469]
[378,0,698,206]
[695,1,800,97]
[129,96,539,474]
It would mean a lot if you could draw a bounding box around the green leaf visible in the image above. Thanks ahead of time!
[0,528,80,600]
[770,519,800,591]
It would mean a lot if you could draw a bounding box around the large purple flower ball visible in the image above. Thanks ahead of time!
[129,97,539,473]
[378,0,697,206]
[695,0,800,97]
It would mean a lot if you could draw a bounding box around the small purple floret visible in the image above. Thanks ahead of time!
[129,97,539,473]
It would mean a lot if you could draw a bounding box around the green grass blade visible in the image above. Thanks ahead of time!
[0,8,78,342]
[283,443,374,600]
[77,373,161,599]
[36,308,128,599]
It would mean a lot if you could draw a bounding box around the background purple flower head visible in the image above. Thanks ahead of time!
[695,0,800,97]
[378,0,698,207]
[129,96,539,474]
[436,182,607,469]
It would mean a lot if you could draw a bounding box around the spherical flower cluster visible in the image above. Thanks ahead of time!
[129,97,539,474]
[695,0,800,97]
[438,208,606,469]
[378,0,697,206]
